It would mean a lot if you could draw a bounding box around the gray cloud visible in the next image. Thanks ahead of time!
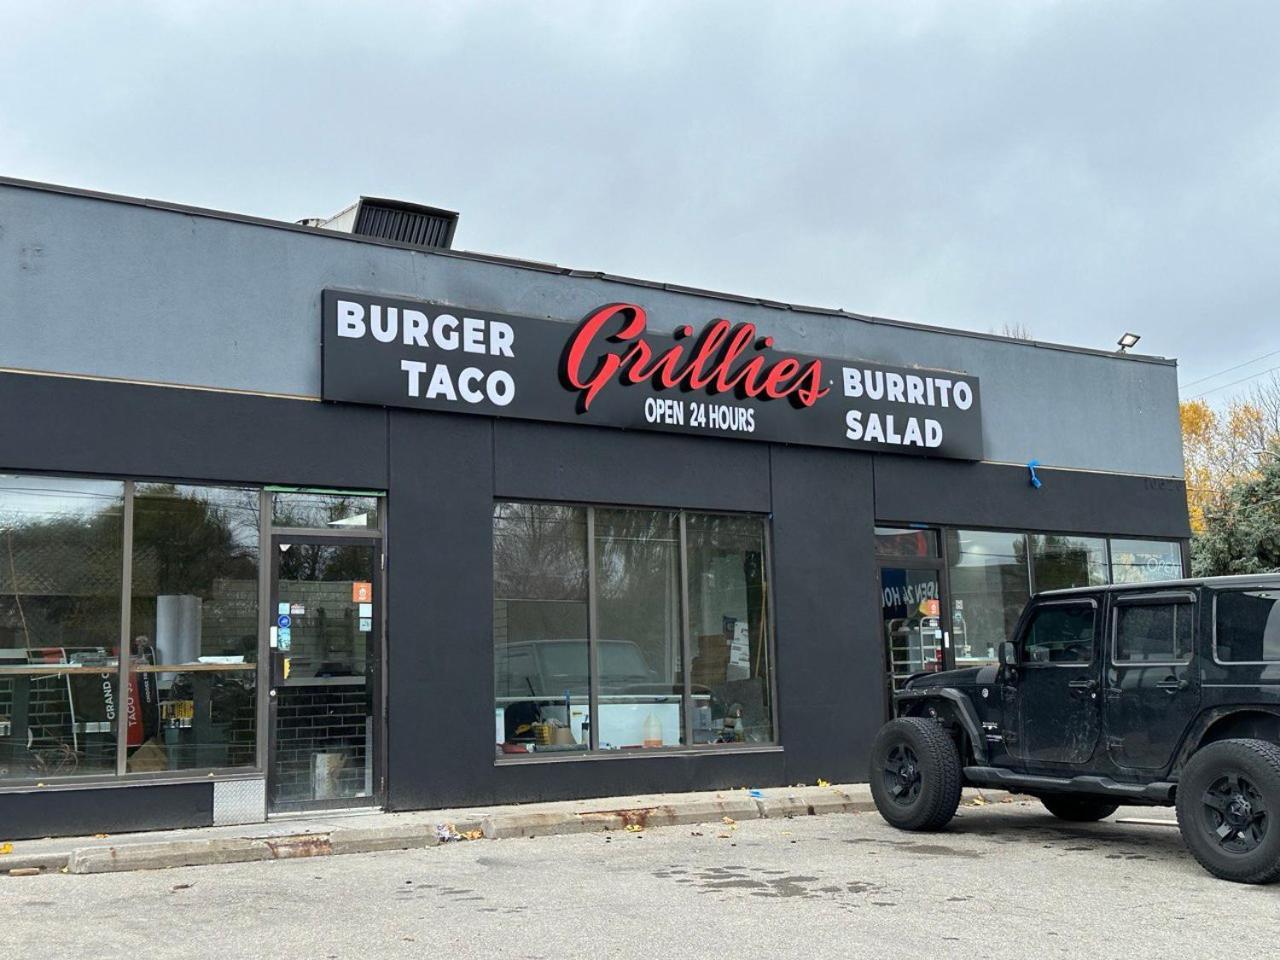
[3,0,1278,400]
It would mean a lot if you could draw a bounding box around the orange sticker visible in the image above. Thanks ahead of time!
[352,581,373,603]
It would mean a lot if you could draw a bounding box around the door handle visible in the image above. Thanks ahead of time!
[1155,677,1189,693]
[1067,678,1097,695]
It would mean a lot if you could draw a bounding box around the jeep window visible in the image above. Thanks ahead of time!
[1114,601,1194,663]
[1215,589,1280,662]
[1023,603,1096,664]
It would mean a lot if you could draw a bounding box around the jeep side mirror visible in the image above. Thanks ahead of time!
[999,641,1018,668]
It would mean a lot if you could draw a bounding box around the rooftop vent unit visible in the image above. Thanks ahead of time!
[305,196,458,250]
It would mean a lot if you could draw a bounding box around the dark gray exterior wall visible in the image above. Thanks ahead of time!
[0,371,1188,832]
[0,179,1184,478]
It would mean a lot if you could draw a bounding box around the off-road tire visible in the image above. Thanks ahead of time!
[1176,738,1280,884]
[1039,796,1119,822]
[869,716,963,831]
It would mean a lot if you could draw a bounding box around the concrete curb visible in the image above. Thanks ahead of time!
[4,786,1015,877]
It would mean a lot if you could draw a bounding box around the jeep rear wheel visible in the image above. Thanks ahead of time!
[869,717,963,831]
[1176,738,1280,884]
[1039,796,1119,822]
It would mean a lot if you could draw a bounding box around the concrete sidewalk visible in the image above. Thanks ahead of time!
[0,783,1009,877]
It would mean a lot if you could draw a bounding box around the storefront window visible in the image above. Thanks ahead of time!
[493,503,590,753]
[272,491,379,530]
[129,484,260,771]
[595,509,684,748]
[686,514,774,745]
[945,530,1030,666]
[1030,534,1108,591]
[1109,539,1184,584]
[0,475,124,782]
[493,503,774,755]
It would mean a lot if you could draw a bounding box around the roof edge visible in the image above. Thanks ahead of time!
[0,174,1176,367]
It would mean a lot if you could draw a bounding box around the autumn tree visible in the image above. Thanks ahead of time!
[1180,373,1280,532]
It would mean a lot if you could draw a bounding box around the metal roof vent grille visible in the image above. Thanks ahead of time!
[315,197,458,250]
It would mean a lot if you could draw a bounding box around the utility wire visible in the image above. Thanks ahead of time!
[1180,348,1280,392]
[1187,362,1280,400]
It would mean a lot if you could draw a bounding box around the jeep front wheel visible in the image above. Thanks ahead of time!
[1176,738,1280,884]
[1039,796,1119,822]
[869,717,963,831]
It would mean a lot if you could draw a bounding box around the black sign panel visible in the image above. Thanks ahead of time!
[321,289,984,459]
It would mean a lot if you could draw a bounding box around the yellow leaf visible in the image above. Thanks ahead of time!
[0,843,12,855]
[817,778,831,788]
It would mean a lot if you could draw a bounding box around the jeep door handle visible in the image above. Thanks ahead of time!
[1067,679,1097,691]
[1155,677,1189,693]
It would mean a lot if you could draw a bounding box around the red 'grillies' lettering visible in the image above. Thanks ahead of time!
[561,303,829,412]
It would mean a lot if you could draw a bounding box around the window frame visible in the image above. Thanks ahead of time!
[1211,586,1280,666]
[493,499,781,762]
[1110,591,1197,667]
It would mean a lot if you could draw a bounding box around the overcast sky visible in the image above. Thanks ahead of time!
[3,1,1278,403]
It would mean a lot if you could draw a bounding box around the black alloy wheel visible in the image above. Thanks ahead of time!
[1200,772,1267,854]
[883,744,923,807]
[1177,738,1280,884]
[869,716,963,832]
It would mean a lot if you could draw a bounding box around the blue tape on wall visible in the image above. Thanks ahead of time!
[1027,459,1043,489]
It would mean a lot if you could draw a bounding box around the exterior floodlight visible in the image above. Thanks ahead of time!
[1117,332,1141,352]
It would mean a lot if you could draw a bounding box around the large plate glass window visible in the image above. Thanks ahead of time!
[944,530,1029,668]
[129,484,260,772]
[0,475,124,782]
[1110,539,1184,584]
[493,503,774,756]
[493,503,590,752]
[1030,534,1108,592]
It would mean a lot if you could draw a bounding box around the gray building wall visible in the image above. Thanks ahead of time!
[0,179,1184,477]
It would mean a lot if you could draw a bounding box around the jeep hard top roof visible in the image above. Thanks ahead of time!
[1036,573,1280,599]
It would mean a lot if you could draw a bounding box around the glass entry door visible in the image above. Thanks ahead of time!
[878,565,949,693]
[268,538,380,813]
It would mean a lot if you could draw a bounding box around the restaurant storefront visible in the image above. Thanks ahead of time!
[0,178,1191,838]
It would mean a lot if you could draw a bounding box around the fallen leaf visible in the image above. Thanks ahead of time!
[624,824,644,833]
[716,833,731,839]
[460,830,483,841]
[94,833,109,839]
[0,843,12,855]
[721,816,735,826]
[690,831,703,837]
[817,778,831,788]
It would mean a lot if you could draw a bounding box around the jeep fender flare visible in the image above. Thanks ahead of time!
[894,688,989,764]
[1172,705,1280,774]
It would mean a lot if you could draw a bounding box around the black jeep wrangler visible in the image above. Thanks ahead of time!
[870,575,1280,883]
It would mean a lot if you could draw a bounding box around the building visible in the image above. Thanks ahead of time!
[0,177,1190,838]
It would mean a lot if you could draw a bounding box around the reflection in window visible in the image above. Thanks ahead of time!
[1110,539,1183,584]
[493,503,589,753]
[874,527,938,559]
[945,530,1030,667]
[686,514,773,745]
[1025,604,1095,664]
[492,504,774,754]
[129,485,260,771]
[595,509,684,748]
[1115,602,1193,662]
[272,491,379,530]
[1215,589,1280,662]
[0,475,124,781]
[1030,534,1108,592]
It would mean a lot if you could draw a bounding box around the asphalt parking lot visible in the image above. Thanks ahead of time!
[5,799,1274,959]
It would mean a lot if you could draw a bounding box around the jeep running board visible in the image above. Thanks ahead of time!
[963,766,1176,803]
